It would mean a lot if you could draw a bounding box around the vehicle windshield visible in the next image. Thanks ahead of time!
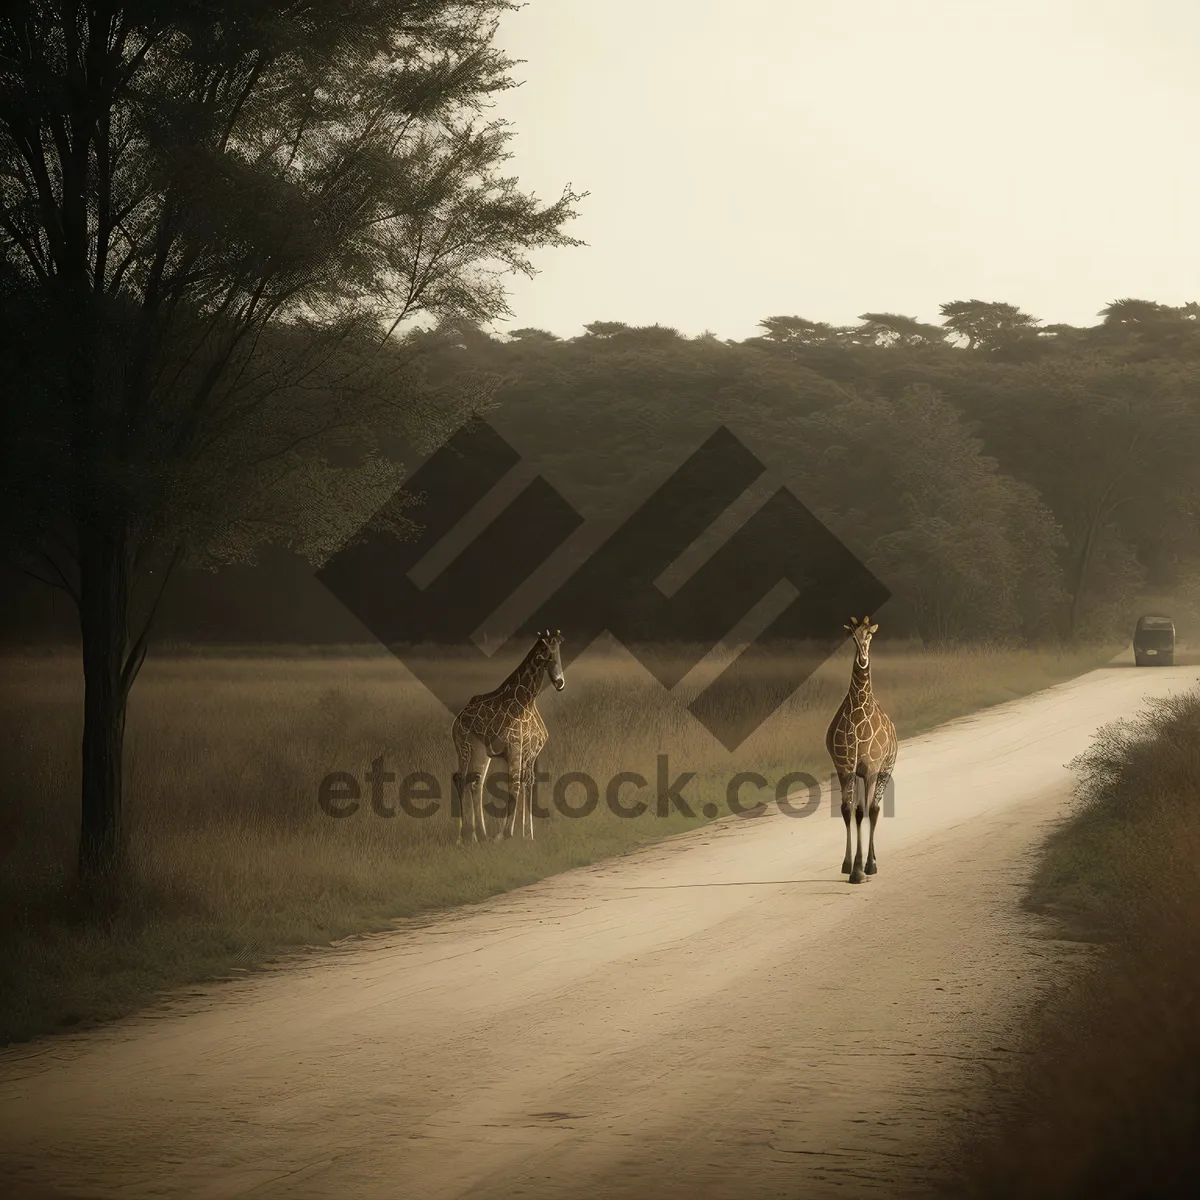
[1136,628,1174,647]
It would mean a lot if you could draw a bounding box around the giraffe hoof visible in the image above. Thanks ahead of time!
[840,858,852,874]
[848,869,867,884]
[865,860,877,875]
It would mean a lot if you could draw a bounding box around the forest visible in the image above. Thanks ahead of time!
[8,296,1200,652]
[391,296,1200,645]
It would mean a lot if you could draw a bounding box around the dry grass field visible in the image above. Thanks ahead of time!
[0,638,1117,1044]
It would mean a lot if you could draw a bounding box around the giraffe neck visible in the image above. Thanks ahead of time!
[850,650,874,706]
[501,645,547,701]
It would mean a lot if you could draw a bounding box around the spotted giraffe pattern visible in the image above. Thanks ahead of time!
[451,631,565,843]
[826,616,898,884]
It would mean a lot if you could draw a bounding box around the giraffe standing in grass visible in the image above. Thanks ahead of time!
[451,631,565,844]
[826,616,898,884]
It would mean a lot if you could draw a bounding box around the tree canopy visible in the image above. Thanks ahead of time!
[0,0,583,880]
[402,300,1200,645]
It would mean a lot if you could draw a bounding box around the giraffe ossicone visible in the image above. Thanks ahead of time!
[451,631,566,844]
[826,615,898,884]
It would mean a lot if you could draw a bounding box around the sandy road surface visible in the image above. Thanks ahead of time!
[1,664,1196,1200]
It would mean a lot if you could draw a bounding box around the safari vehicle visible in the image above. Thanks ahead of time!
[1133,615,1175,666]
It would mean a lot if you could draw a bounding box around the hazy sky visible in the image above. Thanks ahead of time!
[486,0,1200,341]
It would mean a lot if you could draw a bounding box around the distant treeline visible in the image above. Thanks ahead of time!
[6,299,1199,647]
[411,300,1200,643]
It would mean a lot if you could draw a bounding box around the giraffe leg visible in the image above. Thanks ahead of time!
[848,781,868,884]
[865,771,886,875]
[524,751,545,840]
[518,769,532,841]
[459,773,482,844]
[458,741,489,846]
[518,753,532,840]
[473,758,492,842]
[502,749,523,839]
[839,773,855,874]
[452,732,469,842]
[452,752,470,844]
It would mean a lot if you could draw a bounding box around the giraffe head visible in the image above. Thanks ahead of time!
[844,616,879,662]
[536,629,566,691]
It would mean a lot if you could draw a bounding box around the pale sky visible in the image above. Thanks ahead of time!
[486,0,1200,341]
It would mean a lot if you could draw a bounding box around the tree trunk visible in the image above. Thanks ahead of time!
[77,517,131,884]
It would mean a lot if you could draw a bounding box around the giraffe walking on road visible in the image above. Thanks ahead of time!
[451,631,566,844]
[826,616,898,884]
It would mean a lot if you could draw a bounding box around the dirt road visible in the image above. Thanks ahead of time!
[1,663,1194,1200]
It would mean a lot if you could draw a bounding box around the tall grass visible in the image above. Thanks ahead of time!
[0,639,1114,1044]
[939,688,1200,1199]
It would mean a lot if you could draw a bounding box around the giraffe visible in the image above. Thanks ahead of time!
[451,630,565,844]
[826,616,898,884]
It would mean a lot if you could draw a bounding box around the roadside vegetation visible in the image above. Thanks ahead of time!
[0,640,1115,1044]
[938,686,1200,1199]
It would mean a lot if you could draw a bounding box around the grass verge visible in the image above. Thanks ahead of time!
[937,686,1200,1200]
[0,639,1116,1045]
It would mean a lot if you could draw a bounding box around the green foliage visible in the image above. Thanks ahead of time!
[938,298,1041,351]
[798,386,1066,641]
[756,314,850,345]
[0,0,584,578]
[853,312,948,348]
[0,0,585,877]
[412,300,1200,644]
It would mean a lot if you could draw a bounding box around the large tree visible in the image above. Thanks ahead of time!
[1094,298,1200,358]
[851,312,947,349]
[756,314,849,346]
[0,0,582,883]
[938,299,1040,351]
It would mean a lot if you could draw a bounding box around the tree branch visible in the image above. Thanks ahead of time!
[22,546,80,605]
[120,543,183,697]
